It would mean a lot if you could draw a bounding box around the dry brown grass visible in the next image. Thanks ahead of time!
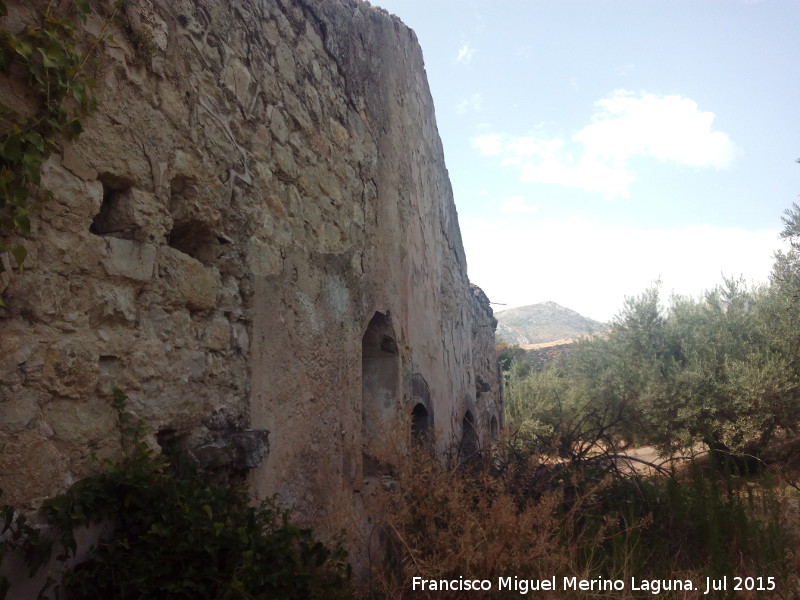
[354,427,800,600]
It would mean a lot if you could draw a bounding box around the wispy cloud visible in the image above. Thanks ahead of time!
[455,93,483,115]
[455,43,475,64]
[516,45,534,59]
[472,133,503,155]
[471,90,741,198]
[472,131,635,197]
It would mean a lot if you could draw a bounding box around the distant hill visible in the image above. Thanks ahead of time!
[495,302,607,345]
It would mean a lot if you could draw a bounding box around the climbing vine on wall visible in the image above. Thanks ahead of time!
[0,0,119,279]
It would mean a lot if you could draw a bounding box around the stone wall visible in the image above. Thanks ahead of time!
[0,0,501,540]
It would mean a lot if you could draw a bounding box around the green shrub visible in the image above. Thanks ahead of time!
[2,450,352,600]
[572,465,797,590]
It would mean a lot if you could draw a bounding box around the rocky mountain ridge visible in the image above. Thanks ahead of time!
[496,301,607,346]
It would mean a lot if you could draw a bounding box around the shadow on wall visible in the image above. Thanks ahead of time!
[361,312,400,477]
[361,312,490,473]
[459,410,479,461]
[409,372,433,451]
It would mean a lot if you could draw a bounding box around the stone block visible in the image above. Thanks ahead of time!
[270,108,290,145]
[89,281,138,324]
[222,58,252,104]
[158,246,221,310]
[61,146,98,181]
[274,41,296,84]
[44,399,117,445]
[192,429,268,472]
[172,349,207,383]
[0,435,67,506]
[247,237,282,277]
[40,156,103,219]
[6,272,70,321]
[102,238,156,281]
[0,327,36,379]
[0,394,39,432]
[42,338,99,400]
[232,321,250,354]
[203,315,231,351]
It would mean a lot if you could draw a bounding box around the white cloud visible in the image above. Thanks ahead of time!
[473,132,634,197]
[455,93,483,115]
[472,133,504,156]
[460,216,782,323]
[575,91,739,169]
[455,43,475,64]
[471,90,740,198]
[499,196,539,214]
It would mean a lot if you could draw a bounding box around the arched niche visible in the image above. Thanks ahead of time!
[411,403,431,440]
[361,312,400,477]
[409,372,433,444]
[460,410,480,460]
[489,415,499,442]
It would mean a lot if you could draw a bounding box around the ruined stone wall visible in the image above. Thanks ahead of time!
[0,0,501,536]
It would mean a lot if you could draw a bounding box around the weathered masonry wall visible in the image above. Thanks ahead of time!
[0,0,502,535]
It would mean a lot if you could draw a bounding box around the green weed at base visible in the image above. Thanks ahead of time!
[1,449,353,600]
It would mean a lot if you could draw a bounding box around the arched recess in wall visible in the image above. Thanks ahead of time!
[361,312,400,477]
[409,373,433,446]
[460,410,480,460]
[489,415,499,443]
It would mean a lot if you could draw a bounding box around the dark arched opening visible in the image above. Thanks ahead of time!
[460,410,479,460]
[411,402,431,441]
[490,415,499,442]
[361,312,400,477]
[408,373,433,449]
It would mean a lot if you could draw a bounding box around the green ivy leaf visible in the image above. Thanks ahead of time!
[0,0,107,280]
[13,210,30,236]
[1,134,22,162]
[11,244,26,268]
[63,118,83,138]
[73,0,90,19]
[10,38,33,61]
[0,167,12,188]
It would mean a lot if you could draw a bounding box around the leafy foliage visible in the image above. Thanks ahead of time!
[41,457,351,599]
[507,285,800,467]
[496,340,528,374]
[0,393,353,600]
[0,0,115,280]
[504,205,800,472]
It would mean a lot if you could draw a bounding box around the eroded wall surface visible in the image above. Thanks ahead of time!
[0,0,501,534]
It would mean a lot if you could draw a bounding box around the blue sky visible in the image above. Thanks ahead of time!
[373,0,800,322]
